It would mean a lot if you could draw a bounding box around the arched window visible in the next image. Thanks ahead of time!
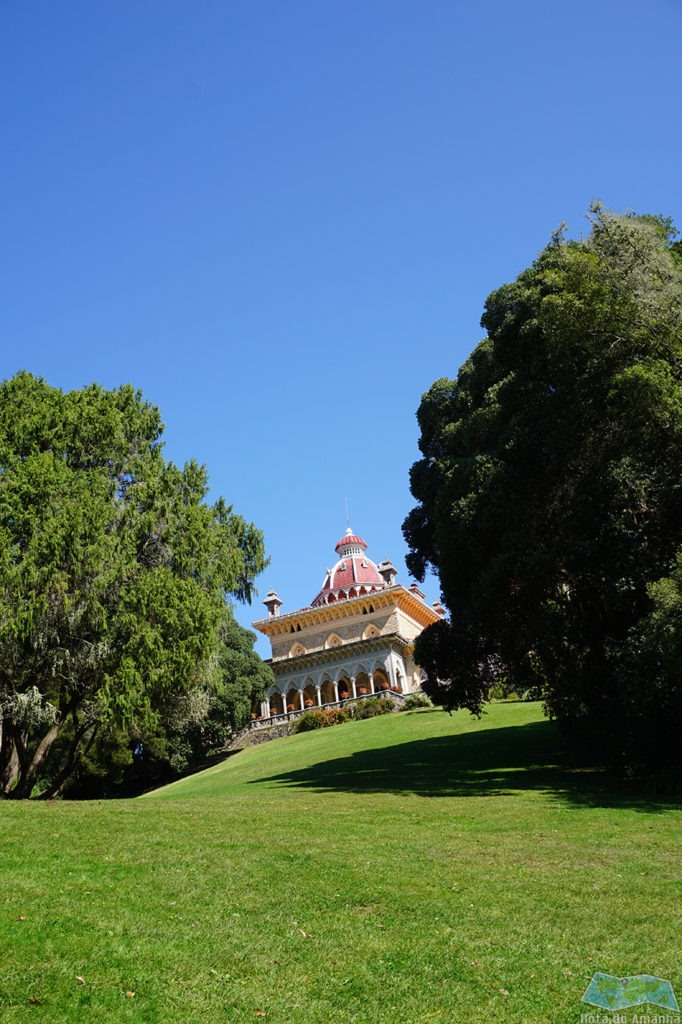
[286,688,302,712]
[337,676,352,700]
[373,667,390,692]
[268,691,285,716]
[320,678,336,704]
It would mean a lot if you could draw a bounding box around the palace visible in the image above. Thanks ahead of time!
[252,527,444,720]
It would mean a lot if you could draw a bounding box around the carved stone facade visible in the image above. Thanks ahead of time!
[252,528,443,719]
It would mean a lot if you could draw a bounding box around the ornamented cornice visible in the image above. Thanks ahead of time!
[253,584,440,637]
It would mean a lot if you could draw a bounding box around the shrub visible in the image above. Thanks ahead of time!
[324,707,351,726]
[353,697,395,720]
[295,707,351,733]
[296,710,326,732]
[401,692,433,711]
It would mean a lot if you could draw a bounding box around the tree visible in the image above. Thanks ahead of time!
[0,373,269,796]
[404,207,682,765]
[157,612,274,777]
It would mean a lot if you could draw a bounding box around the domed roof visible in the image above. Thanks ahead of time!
[311,528,387,607]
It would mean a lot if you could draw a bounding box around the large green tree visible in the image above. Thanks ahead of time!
[0,373,269,796]
[404,207,682,764]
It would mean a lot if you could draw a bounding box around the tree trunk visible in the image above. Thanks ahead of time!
[42,720,99,799]
[0,737,20,795]
[10,722,60,799]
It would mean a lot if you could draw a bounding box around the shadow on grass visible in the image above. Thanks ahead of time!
[251,716,680,811]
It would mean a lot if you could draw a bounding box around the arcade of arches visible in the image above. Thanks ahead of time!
[268,667,392,715]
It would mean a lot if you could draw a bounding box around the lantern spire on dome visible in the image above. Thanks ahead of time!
[335,527,368,557]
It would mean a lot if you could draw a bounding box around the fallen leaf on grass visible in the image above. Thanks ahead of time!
[76,976,85,984]
[499,988,510,996]
[470,960,480,966]
[255,1010,266,1017]
[125,991,135,998]
[297,928,308,937]
[18,915,26,921]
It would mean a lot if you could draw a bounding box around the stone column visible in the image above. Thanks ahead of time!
[369,674,375,694]
[333,681,339,702]
[351,676,357,698]
[315,683,322,706]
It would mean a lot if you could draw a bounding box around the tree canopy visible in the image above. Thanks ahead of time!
[0,373,271,797]
[404,206,682,765]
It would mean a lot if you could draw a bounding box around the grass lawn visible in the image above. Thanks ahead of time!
[1,701,680,1023]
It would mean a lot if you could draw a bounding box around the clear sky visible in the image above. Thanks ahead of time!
[1,0,680,654]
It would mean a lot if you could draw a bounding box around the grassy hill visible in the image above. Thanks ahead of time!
[1,702,680,1023]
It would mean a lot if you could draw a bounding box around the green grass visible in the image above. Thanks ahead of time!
[1,702,680,1023]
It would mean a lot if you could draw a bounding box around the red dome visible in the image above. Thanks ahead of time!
[311,528,385,607]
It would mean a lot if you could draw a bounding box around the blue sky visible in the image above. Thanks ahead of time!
[1,0,680,654]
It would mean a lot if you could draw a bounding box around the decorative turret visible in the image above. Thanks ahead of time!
[263,588,283,618]
[377,558,398,587]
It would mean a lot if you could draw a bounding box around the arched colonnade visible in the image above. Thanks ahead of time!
[265,662,400,717]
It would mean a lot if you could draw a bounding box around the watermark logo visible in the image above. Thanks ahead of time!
[581,973,679,1013]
